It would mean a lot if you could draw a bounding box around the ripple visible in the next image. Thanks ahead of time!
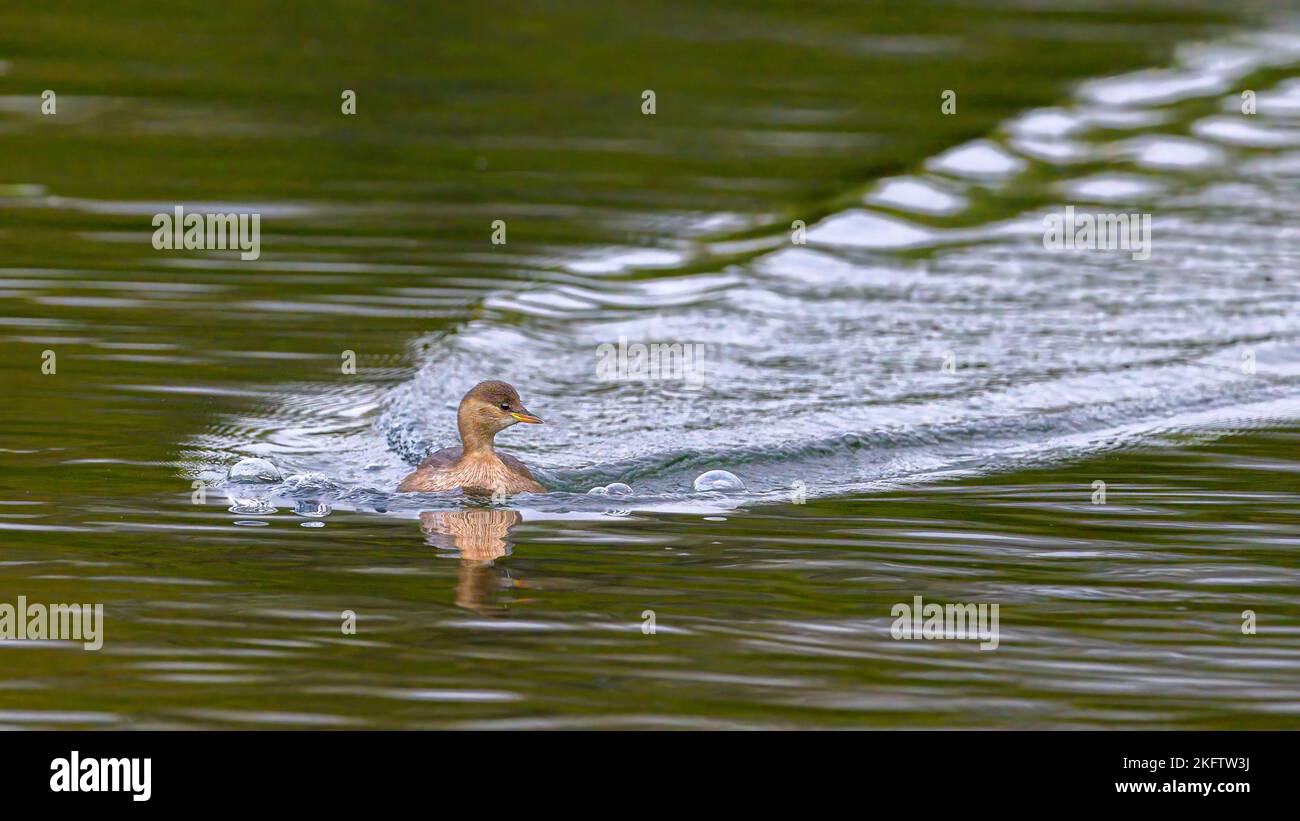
[926,139,1027,179]
[1057,173,1167,202]
[173,709,363,727]
[1118,135,1225,170]
[1192,116,1300,148]
[866,176,968,216]
[1079,68,1230,108]
[807,210,943,249]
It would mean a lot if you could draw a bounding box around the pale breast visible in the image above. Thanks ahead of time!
[398,449,545,495]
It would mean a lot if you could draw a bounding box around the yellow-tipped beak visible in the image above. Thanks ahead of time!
[511,411,544,424]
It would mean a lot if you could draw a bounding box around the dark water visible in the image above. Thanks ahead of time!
[2,1,1300,728]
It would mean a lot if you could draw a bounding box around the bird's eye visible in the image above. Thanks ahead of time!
[500,402,510,410]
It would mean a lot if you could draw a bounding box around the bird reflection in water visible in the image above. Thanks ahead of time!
[419,508,526,613]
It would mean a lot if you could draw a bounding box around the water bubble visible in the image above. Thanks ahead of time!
[693,470,745,492]
[294,500,332,518]
[283,472,335,494]
[228,494,276,515]
[604,482,633,496]
[301,521,326,528]
[227,458,281,513]
[227,457,282,484]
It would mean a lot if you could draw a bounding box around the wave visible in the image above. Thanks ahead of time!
[191,28,1300,516]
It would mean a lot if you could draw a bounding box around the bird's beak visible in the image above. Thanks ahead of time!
[511,410,544,424]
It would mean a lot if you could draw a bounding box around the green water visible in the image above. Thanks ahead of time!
[2,1,1300,728]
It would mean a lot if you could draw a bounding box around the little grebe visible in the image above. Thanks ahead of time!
[397,380,546,495]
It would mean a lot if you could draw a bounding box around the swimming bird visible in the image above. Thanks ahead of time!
[397,380,546,495]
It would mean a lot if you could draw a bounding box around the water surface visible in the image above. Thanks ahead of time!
[2,1,1300,728]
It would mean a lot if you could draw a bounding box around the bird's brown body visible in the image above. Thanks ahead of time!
[398,445,544,494]
[397,380,546,495]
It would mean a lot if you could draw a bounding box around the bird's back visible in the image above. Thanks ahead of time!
[416,446,464,471]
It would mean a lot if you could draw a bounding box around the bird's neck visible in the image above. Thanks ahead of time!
[457,407,496,456]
